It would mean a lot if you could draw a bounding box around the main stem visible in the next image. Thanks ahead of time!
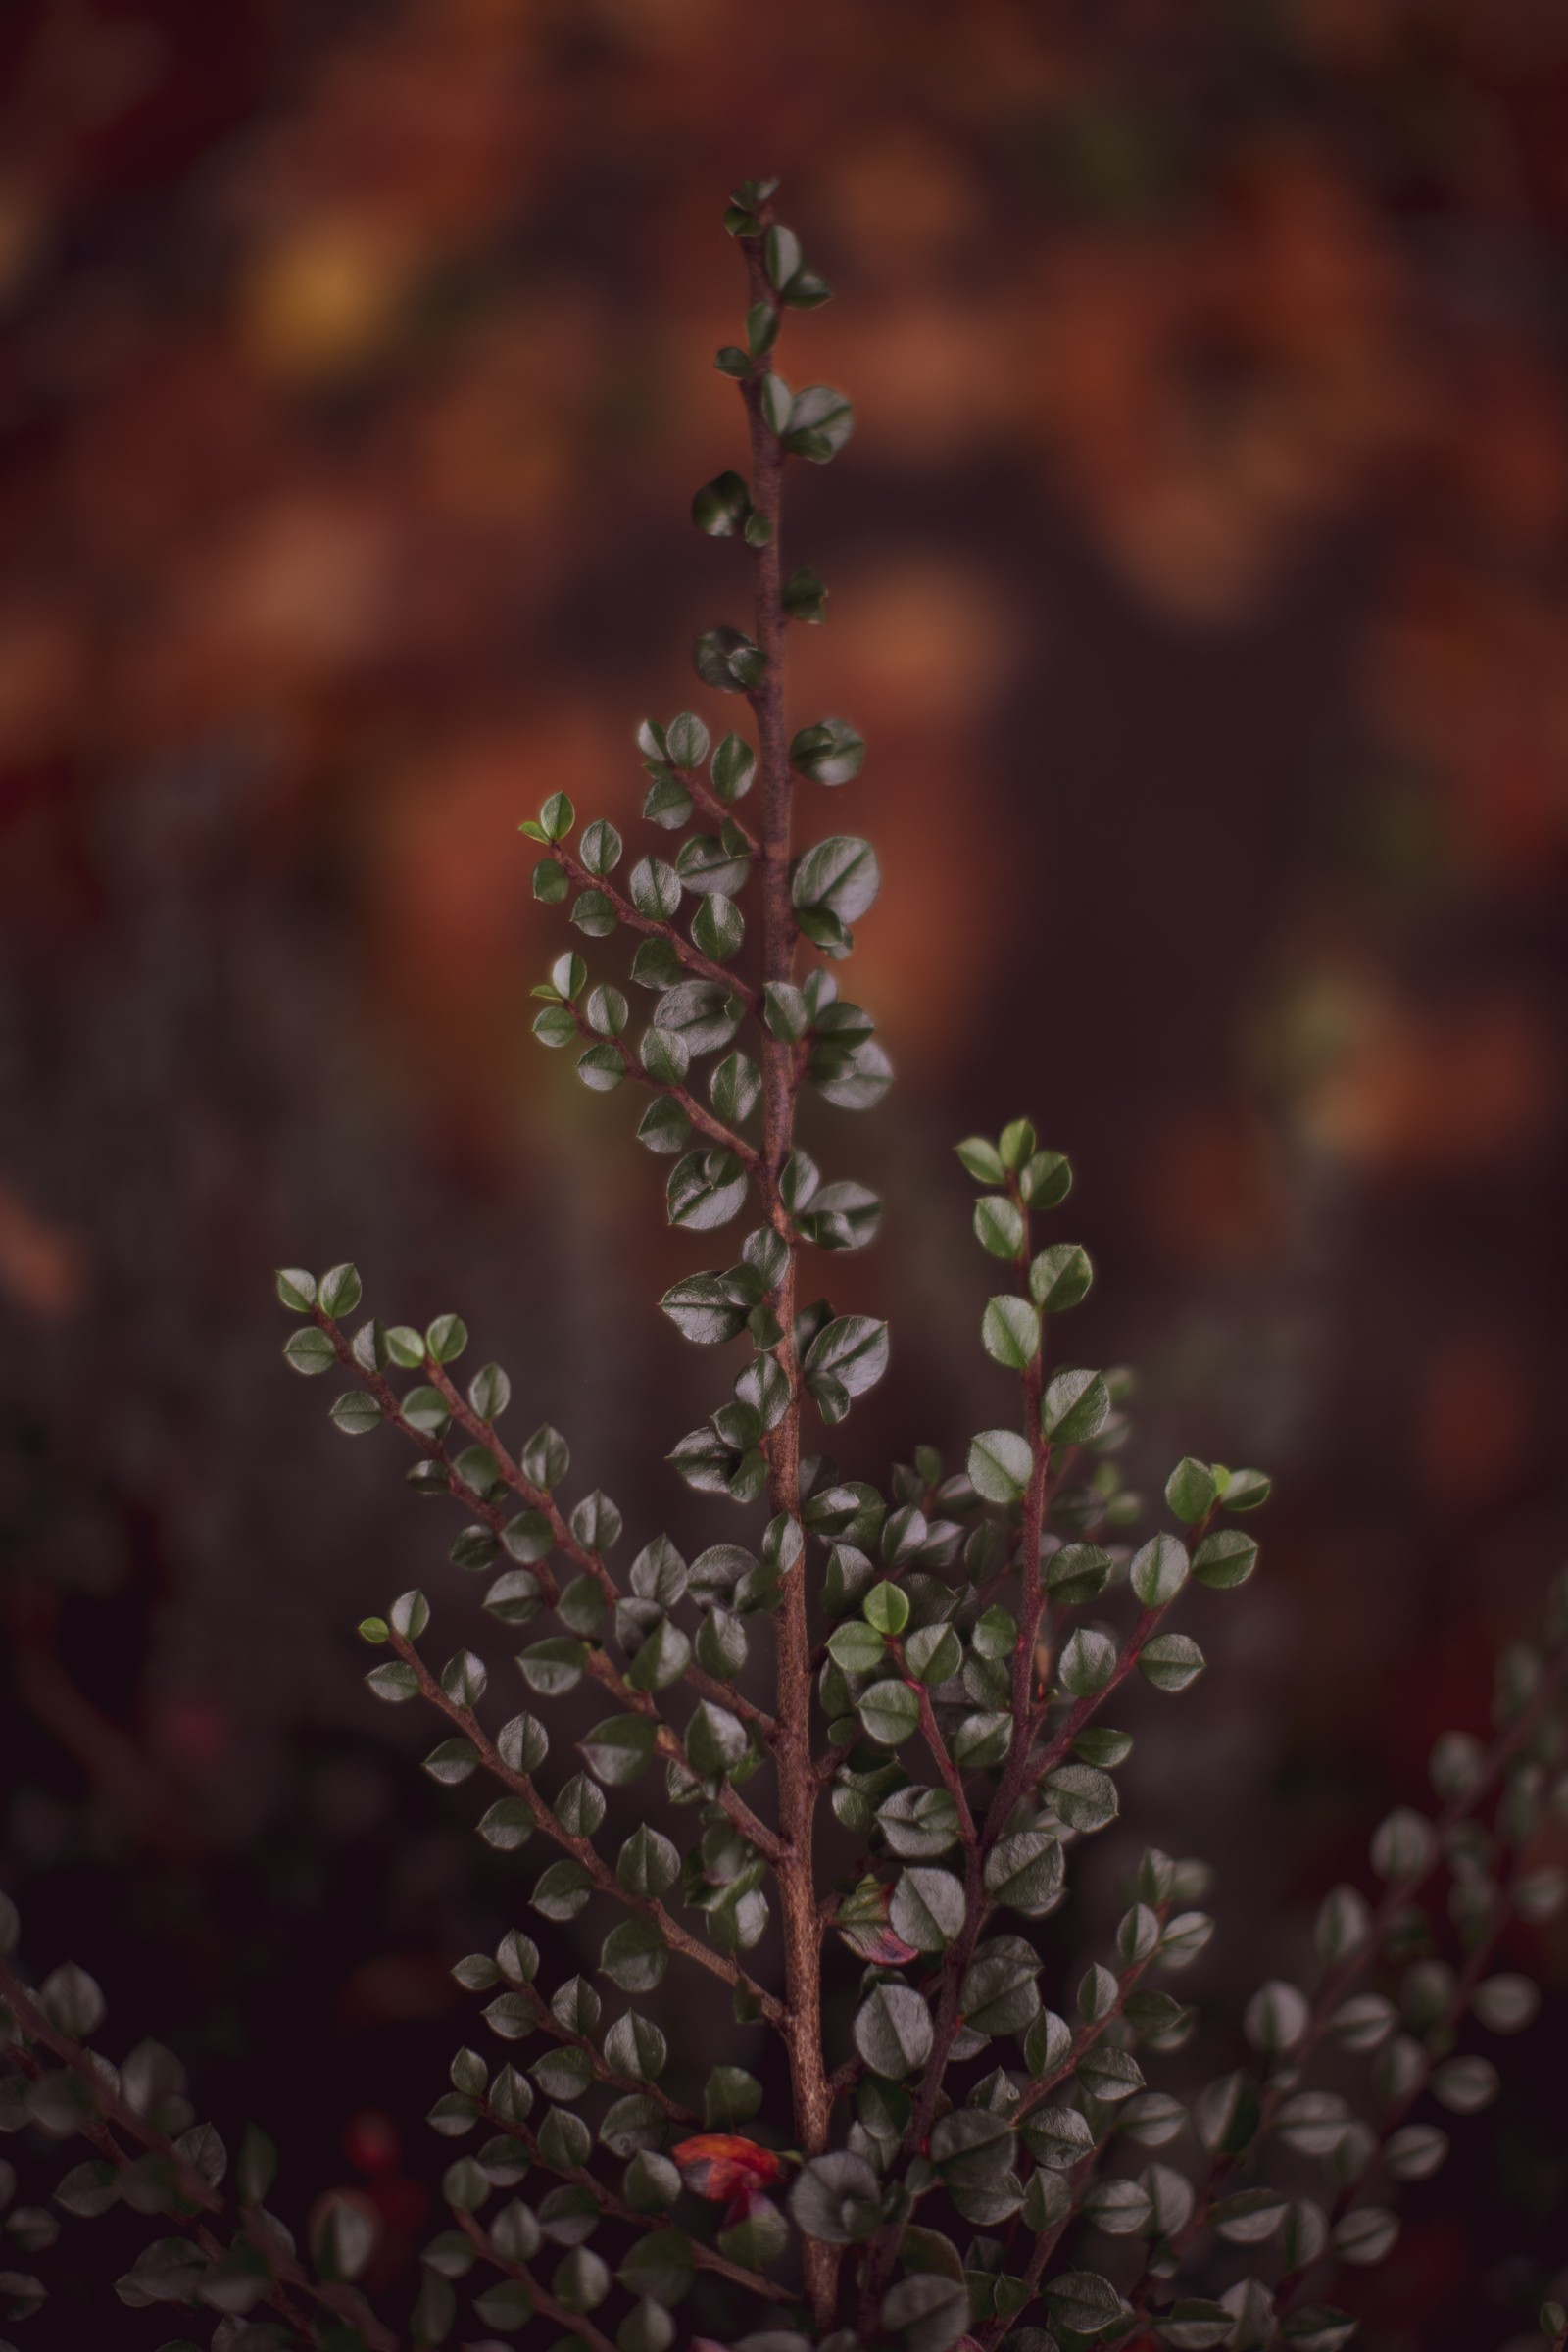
[740,227,835,2328]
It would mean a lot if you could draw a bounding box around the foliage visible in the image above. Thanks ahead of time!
[0,179,1562,2352]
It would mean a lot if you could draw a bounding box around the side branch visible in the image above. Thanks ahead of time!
[389,1630,786,2023]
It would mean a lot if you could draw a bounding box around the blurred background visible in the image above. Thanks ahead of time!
[0,1,1565,2344]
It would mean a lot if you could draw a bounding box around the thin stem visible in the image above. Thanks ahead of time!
[574,1013,765,1174]
[734,207,836,2334]
[505,1984,698,2125]
[911,1675,979,1846]
[389,1629,786,2024]
[1270,1855,1527,2332]
[456,2211,619,2352]
[1128,1640,1568,2315]
[317,1314,779,1777]
[551,842,761,1007]
[474,2099,793,2302]
[0,1958,395,2350]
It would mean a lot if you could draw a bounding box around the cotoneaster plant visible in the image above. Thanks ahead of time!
[0,177,1562,2352]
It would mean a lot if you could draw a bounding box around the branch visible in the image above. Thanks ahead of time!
[417,1350,775,1740]
[501,1984,697,2126]
[315,1313,781,1823]
[456,2209,618,2352]
[389,1629,786,2025]
[551,841,761,1007]
[1133,1639,1568,2306]
[475,2099,793,2303]
[0,1957,394,2350]
[575,1013,764,1177]
[731,198,837,2335]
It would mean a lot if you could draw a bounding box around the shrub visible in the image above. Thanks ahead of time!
[0,176,1564,2352]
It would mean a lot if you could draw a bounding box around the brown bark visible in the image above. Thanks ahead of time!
[738,215,837,2331]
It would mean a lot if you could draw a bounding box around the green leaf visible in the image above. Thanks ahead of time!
[788,2150,881,2244]
[710,731,756,801]
[1131,1532,1190,1607]
[1139,1633,1205,1692]
[328,1390,383,1436]
[691,471,750,537]
[533,1001,576,1047]
[426,1314,467,1363]
[955,1136,1006,1186]
[391,1588,430,1638]
[282,1325,335,1377]
[422,1739,479,1787]
[1192,1528,1258,1589]
[1018,1148,1071,1206]
[521,1424,568,1489]
[1041,1367,1110,1445]
[616,2227,694,2306]
[576,1041,624,1092]
[667,1149,748,1232]
[685,1700,746,1780]
[804,1314,889,1421]
[890,1866,966,1951]
[703,2065,762,2128]
[691,892,744,962]
[693,625,765,694]
[1220,1465,1272,1511]
[874,1784,959,1858]
[39,1962,103,2039]
[929,2106,1014,2186]
[982,1295,1040,1369]
[792,834,880,918]
[784,383,855,462]
[1046,1761,1118,1833]
[862,1580,909,1636]
[958,1938,1041,2035]
[466,1362,511,1422]
[516,1637,587,1697]
[274,1265,317,1312]
[882,2272,971,2352]
[365,1661,419,1703]
[1152,2298,1237,2348]
[604,2013,667,2084]
[1029,1242,1093,1312]
[967,1428,1033,1504]
[973,1196,1025,1259]
[1074,1725,1132,1767]
[1164,1457,1217,1523]
[1046,1541,1112,1604]
[790,719,865,787]
[984,1831,1063,1914]
[625,1615,691,1693]
[54,2159,120,2219]
[782,566,828,623]
[601,1918,668,1994]
[855,1984,934,2080]
[905,1621,961,1685]
[1058,1625,1117,1696]
[827,1619,885,1676]
[857,1679,920,1748]
[585,983,629,1038]
[318,1261,362,1318]
[996,1118,1034,1170]
[579,1716,658,1786]
[615,1827,680,1902]
[764,223,801,288]
[629,856,682,923]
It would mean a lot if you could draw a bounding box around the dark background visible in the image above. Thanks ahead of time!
[0,2,1565,2345]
